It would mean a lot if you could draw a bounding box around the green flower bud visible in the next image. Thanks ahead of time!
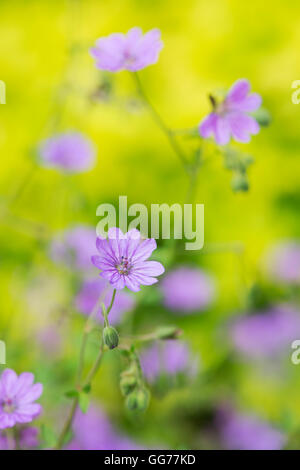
[126,387,150,412]
[252,108,271,127]
[120,375,137,396]
[103,326,119,349]
[231,173,249,192]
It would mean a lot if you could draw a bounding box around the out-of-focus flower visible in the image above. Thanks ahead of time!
[90,27,163,72]
[230,304,300,359]
[50,226,96,272]
[39,132,96,173]
[199,79,262,145]
[160,266,215,313]
[0,433,8,450]
[218,409,285,450]
[263,241,300,284]
[140,340,198,383]
[66,405,141,450]
[75,278,135,325]
[0,427,40,450]
[92,228,164,292]
[36,326,62,357]
[0,369,43,429]
[19,427,39,449]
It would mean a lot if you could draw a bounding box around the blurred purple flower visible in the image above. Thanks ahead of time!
[75,278,136,325]
[36,326,62,357]
[140,340,198,383]
[39,132,96,173]
[19,427,39,449]
[219,409,285,450]
[160,266,215,313]
[230,304,300,359]
[199,79,262,145]
[0,369,43,429]
[0,426,39,450]
[90,27,163,72]
[264,241,300,284]
[50,225,96,272]
[0,433,8,450]
[66,405,141,450]
[92,228,164,292]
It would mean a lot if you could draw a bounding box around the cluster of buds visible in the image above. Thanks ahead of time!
[222,147,254,192]
[120,351,150,413]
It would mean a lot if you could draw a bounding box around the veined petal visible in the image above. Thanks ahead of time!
[15,372,34,398]
[96,237,117,263]
[132,238,157,262]
[125,275,141,292]
[18,383,43,404]
[134,260,165,276]
[130,272,159,286]
[0,369,18,396]
[91,255,114,270]
[110,273,126,290]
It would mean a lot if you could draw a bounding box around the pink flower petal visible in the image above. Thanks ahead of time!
[199,113,218,139]
[0,369,18,396]
[134,260,165,276]
[215,116,231,145]
[132,238,157,262]
[226,79,250,105]
[18,383,43,404]
[15,372,34,398]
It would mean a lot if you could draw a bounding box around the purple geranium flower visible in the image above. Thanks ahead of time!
[50,225,96,272]
[39,132,96,173]
[160,266,215,313]
[91,228,164,292]
[90,27,163,72]
[140,340,198,383]
[199,79,262,145]
[66,404,141,450]
[230,304,300,359]
[263,241,300,284]
[75,278,136,325]
[0,369,43,429]
[218,408,285,450]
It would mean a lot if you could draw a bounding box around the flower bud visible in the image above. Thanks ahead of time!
[231,173,249,192]
[103,326,119,349]
[252,108,271,127]
[126,387,150,412]
[120,375,137,396]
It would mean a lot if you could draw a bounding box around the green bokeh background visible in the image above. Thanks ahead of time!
[1,0,300,449]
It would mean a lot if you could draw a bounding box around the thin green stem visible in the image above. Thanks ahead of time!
[55,286,116,450]
[132,72,189,171]
[106,289,117,316]
[55,396,78,450]
[83,341,104,385]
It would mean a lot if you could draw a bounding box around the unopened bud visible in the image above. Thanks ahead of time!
[120,375,137,396]
[252,108,271,127]
[103,326,119,349]
[126,387,150,412]
[231,173,249,192]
